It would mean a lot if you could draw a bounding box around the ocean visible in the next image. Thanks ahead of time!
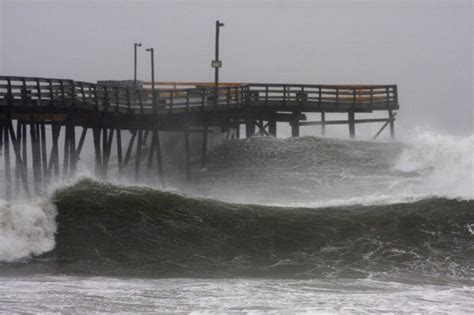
[0,130,473,313]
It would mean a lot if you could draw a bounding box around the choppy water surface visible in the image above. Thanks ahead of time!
[0,131,473,313]
[1,277,473,313]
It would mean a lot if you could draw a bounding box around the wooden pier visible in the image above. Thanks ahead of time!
[0,75,399,199]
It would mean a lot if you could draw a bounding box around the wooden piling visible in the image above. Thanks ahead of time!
[153,125,164,186]
[348,111,355,139]
[49,124,60,178]
[201,122,208,169]
[134,129,143,181]
[75,127,88,158]
[0,124,3,155]
[146,128,157,171]
[14,122,22,194]
[92,127,102,177]
[4,123,11,200]
[235,122,240,139]
[31,124,43,193]
[63,124,70,179]
[246,121,255,138]
[321,112,326,136]
[268,119,277,137]
[291,112,300,138]
[40,124,48,184]
[116,128,123,174]
[69,125,77,174]
[123,130,137,168]
[102,128,114,178]
[22,123,27,171]
[184,126,192,182]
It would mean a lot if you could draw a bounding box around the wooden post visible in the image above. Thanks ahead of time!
[22,123,27,171]
[184,126,192,182]
[31,124,43,193]
[92,127,102,177]
[69,125,77,174]
[14,122,22,194]
[235,121,240,139]
[102,128,114,179]
[4,123,11,200]
[123,130,137,168]
[385,86,395,139]
[63,124,70,179]
[134,129,143,181]
[7,120,29,197]
[40,124,49,184]
[116,128,123,175]
[321,112,326,136]
[201,122,208,169]
[101,128,108,178]
[0,124,3,155]
[291,112,300,138]
[246,120,255,138]
[155,127,164,186]
[348,111,355,139]
[268,119,277,137]
[147,128,157,171]
[49,124,60,178]
[75,127,88,158]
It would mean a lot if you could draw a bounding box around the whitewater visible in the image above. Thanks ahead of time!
[0,129,473,313]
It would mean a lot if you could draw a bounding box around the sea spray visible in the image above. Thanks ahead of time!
[0,198,57,262]
[394,130,474,199]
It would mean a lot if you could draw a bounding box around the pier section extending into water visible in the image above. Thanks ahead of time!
[0,75,399,199]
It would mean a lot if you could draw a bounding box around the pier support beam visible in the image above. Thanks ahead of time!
[4,123,11,200]
[245,121,255,138]
[291,112,300,138]
[116,128,123,175]
[92,127,103,177]
[49,124,60,178]
[235,122,240,139]
[348,111,355,139]
[268,119,277,137]
[321,112,326,136]
[184,126,192,182]
[69,125,77,174]
[134,129,143,181]
[155,127,164,186]
[388,109,395,139]
[31,124,43,193]
[15,122,22,194]
[201,122,208,169]
[40,124,49,184]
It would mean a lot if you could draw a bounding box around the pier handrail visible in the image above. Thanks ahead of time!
[0,76,398,113]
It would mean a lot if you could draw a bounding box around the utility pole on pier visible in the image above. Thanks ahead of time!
[134,43,142,87]
[145,47,156,111]
[212,20,224,104]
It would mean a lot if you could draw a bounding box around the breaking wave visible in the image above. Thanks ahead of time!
[0,130,472,280]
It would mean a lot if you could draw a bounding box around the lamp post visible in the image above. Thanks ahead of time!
[134,43,142,87]
[212,20,224,104]
[145,48,156,111]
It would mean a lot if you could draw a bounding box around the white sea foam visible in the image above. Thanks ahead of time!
[394,129,474,199]
[0,198,57,262]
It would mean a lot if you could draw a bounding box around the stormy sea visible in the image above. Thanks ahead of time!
[0,130,473,313]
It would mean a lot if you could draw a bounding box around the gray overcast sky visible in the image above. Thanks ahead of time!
[1,0,472,135]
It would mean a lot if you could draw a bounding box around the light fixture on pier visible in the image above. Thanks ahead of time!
[134,43,142,87]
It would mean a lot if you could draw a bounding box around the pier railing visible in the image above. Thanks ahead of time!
[0,76,398,114]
